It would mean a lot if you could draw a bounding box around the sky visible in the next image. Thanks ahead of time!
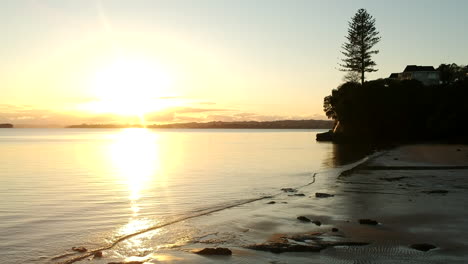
[1,0,468,126]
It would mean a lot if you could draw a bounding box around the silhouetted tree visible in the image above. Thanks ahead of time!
[437,63,467,84]
[342,71,361,83]
[340,9,381,85]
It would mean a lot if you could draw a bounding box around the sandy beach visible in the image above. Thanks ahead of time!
[54,143,468,264]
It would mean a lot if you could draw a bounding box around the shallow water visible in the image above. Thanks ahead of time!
[0,128,367,263]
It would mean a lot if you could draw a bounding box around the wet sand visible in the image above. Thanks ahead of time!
[66,144,468,264]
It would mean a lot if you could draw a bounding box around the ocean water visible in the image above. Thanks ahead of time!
[0,128,367,263]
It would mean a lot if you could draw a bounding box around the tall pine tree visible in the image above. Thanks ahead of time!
[340,9,381,85]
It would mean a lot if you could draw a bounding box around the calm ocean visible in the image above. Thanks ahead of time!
[0,128,366,263]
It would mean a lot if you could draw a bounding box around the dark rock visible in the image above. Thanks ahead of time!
[194,247,232,255]
[246,239,368,254]
[315,192,334,198]
[0,123,13,128]
[323,241,370,247]
[316,130,333,142]
[246,243,324,253]
[267,201,276,204]
[393,157,399,160]
[71,246,87,253]
[93,251,103,258]
[289,193,305,197]
[108,261,144,264]
[456,148,461,151]
[410,243,437,252]
[332,228,339,232]
[297,216,311,222]
[281,188,297,193]
[380,176,407,182]
[422,190,448,194]
[359,219,378,225]
[312,220,321,226]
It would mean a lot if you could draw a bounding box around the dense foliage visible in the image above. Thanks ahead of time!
[323,78,468,142]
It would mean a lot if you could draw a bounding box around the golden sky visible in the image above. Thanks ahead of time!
[1,1,467,126]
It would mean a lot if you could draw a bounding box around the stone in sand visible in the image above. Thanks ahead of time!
[312,220,321,226]
[281,188,297,193]
[267,201,276,204]
[108,261,144,264]
[93,251,103,258]
[422,190,448,194]
[289,193,305,197]
[71,246,87,253]
[195,247,232,255]
[410,243,437,252]
[315,192,334,198]
[246,243,324,253]
[380,176,407,182]
[359,219,378,225]
[297,216,311,222]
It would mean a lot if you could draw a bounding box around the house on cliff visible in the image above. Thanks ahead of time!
[388,65,440,86]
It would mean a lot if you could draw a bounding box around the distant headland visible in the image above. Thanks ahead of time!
[66,119,334,129]
[0,123,13,128]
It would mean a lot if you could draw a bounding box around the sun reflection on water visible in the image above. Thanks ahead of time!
[109,128,160,207]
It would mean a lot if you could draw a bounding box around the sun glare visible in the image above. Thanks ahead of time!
[86,57,173,116]
[108,128,161,215]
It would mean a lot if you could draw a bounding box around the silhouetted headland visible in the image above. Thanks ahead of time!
[0,123,13,128]
[318,64,468,143]
[67,119,334,129]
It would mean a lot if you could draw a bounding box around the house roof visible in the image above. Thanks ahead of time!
[389,73,399,78]
[403,65,436,72]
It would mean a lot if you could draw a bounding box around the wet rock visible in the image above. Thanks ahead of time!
[410,243,437,252]
[108,261,144,264]
[422,190,448,194]
[267,201,276,204]
[316,130,333,142]
[315,192,334,198]
[332,228,339,232]
[194,247,232,255]
[380,176,407,182]
[312,220,321,226]
[288,232,322,242]
[281,188,297,193]
[246,233,369,254]
[323,241,369,247]
[297,216,311,222]
[246,243,324,253]
[93,251,103,258]
[359,219,378,225]
[71,246,87,253]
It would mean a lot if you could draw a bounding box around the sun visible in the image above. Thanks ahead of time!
[85,57,173,116]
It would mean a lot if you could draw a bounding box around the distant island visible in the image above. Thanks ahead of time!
[67,119,334,129]
[0,123,13,128]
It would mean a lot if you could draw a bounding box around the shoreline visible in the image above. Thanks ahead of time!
[59,144,468,264]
